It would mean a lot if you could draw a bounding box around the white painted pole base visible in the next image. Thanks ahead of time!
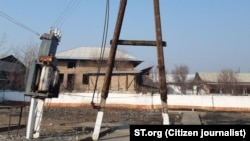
[92,111,104,141]
[26,97,37,139]
[26,98,45,139]
[33,99,44,138]
[162,113,170,125]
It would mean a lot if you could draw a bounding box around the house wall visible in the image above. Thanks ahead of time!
[109,74,135,92]
[0,67,26,91]
[88,74,135,92]
[57,59,137,93]
[114,61,134,71]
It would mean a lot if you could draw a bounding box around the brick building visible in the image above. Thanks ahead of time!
[56,47,158,93]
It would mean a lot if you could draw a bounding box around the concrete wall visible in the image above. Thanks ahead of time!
[1,91,250,112]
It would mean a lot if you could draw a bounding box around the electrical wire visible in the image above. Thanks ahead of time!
[91,0,110,109]
[52,0,81,29]
[0,0,81,36]
[0,10,40,36]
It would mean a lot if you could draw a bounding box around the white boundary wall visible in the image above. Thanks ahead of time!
[1,91,250,111]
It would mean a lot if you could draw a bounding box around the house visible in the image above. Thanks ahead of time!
[55,47,158,93]
[193,72,250,95]
[0,55,26,90]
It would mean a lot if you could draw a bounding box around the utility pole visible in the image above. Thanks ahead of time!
[153,0,169,124]
[92,0,169,140]
[92,0,127,140]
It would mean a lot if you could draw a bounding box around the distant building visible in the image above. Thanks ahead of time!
[56,47,158,93]
[0,55,26,90]
[193,72,250,95]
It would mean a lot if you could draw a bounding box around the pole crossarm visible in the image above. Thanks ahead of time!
[110,39,166,47]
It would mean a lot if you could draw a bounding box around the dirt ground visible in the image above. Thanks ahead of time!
[1,104,250,141]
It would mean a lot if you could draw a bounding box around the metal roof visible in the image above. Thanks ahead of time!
[196,72,219,82]
[0,55,26,72]
[235,73,250,83]
[56,47,143,62]
[196,72,250,83]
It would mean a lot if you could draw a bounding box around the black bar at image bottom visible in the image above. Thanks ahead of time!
[130,125,250,141]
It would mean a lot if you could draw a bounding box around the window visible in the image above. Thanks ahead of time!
[67,74,75,91]
[82,74,89,84]
[59,73,64,83]
[67,60,76,68]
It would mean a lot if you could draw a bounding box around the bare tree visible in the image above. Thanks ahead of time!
[9,42,39,90]
[22,42,39,67]
[171,65,189,94]
[23,42,39,88]
[0,33,8,56]
[217,68,238,95]
[0,35,39,90]
[0,33,6,47]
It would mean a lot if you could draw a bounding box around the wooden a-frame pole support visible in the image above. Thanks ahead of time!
[92,0,168,140]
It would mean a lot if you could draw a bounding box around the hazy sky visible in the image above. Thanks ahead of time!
[0,0,249,73]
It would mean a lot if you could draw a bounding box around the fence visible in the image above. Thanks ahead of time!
[1,91,250,112]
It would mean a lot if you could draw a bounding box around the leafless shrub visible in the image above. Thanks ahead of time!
[2,41,39,91]
[0,33,7,48]
[171,65,189,94]
[217,68,238,94]
[0,33,9,56]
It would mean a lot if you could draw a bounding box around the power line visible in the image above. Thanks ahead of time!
[52,0,81,28]
[91,0,110,109]
[0,10,40,36]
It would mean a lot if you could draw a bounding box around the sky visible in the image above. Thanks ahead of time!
[0,0,250,73]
